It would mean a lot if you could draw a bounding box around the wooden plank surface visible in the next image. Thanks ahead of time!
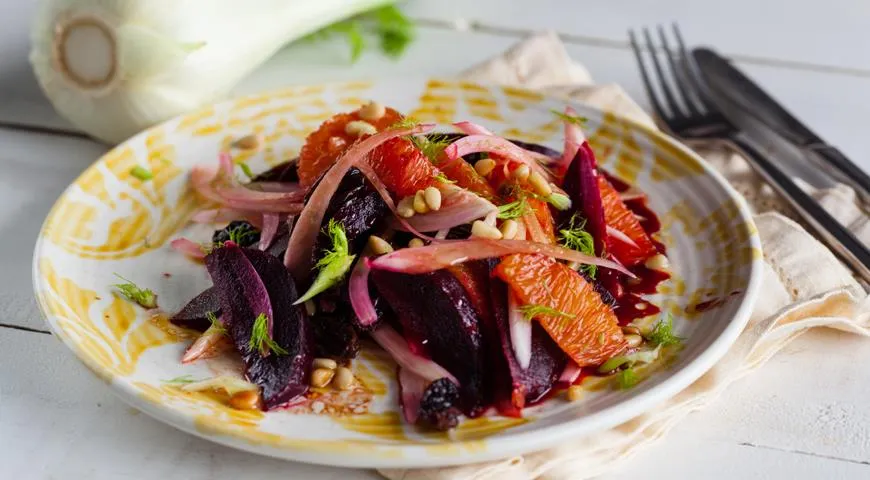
[3,325,869,479]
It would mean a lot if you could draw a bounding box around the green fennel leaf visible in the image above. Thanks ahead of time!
[497,198,530,220]
[249,313,288,356]
[551,109,588,126]
[616,368,639,389]
[518,304,573,322]
[558,214,597,278]
[112,274,157,309]
[206,311,226,335]
[644,314,684,347]
[238,162,255,180]
[162,375,201,385]
[130,165,153,181]
[294,220,356,304]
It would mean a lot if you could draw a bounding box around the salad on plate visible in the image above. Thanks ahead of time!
[121,102,679,431]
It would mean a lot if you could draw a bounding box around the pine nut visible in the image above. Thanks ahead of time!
[423,186,442,211]
[471,220,503,239]
[233,134,261,150]
[528,171,553,197]
[358,101,386,122]
[408,238,425,248]
[311,368,335,388]
[621,325,642,336]
[413,190,430,214]
[345,120,377,137]
[229,390,261,410]
[512,164,530,182]
[313,358,338,370]
[567,385,584,402]
[644,254,669,270]
[368,235,394,255]
[625,334,643,348]
[333,366,354,390]
[474,158,496,177]
[499,219,519,240]
[304,300,317,316]
[396,196,415,218]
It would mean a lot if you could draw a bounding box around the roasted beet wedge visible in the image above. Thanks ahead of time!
[308,167,388,266]
[170,286,220,331]
[205,244,313,409]
[252,159,299,183]
[488,277,567,415]
[371,269,490,417]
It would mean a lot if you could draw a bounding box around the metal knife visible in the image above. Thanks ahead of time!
[691,47,870,197]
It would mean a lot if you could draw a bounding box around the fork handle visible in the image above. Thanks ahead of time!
[728,133,870,284]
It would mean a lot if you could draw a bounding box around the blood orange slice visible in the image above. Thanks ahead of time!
[367,137,437,198]
[494,254,627,367]
[297,107,404,188]
[598,176,658,266]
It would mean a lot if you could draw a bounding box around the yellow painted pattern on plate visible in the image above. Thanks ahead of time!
[38,259,182,379]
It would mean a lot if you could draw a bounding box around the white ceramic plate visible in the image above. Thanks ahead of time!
[33,78,762,468]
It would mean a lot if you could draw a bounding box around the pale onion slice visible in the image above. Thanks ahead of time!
[453,120,494,136]
[508,289,532,369]
[370,325,459,385]
[348,257,378,327]
[248,181,304,193]
[559,106,586,171]
[444,134,556,183]
[398,367,426,424]
[395,183,498,233]
[618,189,647,202]
[369,238,633,276]
[606,225,639,248]
[283,124,434,281]
[181,375,258,395]
[191,163,304,213]
[170,237,205,259]
[181,324,232,364]
[559,361,583,383]
[258,213,280,251]
[522,210,549,244]
[452,121,554,166]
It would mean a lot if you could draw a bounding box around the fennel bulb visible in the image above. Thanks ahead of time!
[30,0,397,144]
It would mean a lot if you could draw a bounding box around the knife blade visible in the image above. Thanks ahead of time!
[691,47,870,196]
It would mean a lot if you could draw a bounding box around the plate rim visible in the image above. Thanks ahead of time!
[31,77,764,468]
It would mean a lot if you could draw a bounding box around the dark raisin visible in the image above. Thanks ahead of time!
[212,221,260,247]
[418,378,461,430]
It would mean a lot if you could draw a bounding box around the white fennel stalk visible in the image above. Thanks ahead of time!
[30,0,394,144]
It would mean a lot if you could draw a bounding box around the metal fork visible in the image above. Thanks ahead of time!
[629,24,870,285]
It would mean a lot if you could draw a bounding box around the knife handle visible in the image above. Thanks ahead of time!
[728,133,870,284]
[804,143,870,198]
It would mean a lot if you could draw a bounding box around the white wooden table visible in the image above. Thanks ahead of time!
[3,1,870,478]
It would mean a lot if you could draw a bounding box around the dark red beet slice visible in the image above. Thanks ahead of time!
[206,244,313,409]
[170,286,220,331]
[371,269,490,417]
[252,159,299,183]
[561,144,607,256]
[487,272,567,416]
[309,167,388,263]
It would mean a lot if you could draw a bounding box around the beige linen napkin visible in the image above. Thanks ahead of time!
[380,32,870,480]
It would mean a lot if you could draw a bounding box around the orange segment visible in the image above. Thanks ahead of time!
[367,137,437,198]
[438,159,496,199]
[494,254,627,367]
[598,176,658,265]
[297,107,404,188]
